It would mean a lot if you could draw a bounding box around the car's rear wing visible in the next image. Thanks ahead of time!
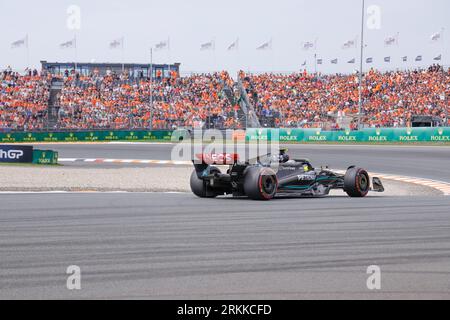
[192,153,240,177]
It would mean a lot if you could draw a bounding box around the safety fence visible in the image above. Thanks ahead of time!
[245,127,450,142]
[0,130,173,143]
[1,128,450,143]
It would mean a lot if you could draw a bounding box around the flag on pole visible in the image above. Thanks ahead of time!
[402,56,408,62]
[366,57,373,63]
[227,38,239,51]
[384,56,391,63]
[155,39,169,51]
[109,38,123,49]
[60,38,76,49]
[347,58,356,64]
[11,36,27,49]
[316,58,323,65]
[342,37,357,49]
[330,58,338,64]
[415,55,422,62]
[384,33,399,46]
[256,39,272,50]
[433,54,442,61]
[301,41,315,51]
[431,29,444,42]
[301,60,307,66]
[200,40,215,51]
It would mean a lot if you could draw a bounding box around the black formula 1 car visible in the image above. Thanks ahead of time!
[190,149,384,200]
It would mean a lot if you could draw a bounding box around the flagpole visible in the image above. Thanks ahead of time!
[314,53,317,75]
[74,33,78,73]
[26,34,30,70]
[314,38,318,75]
[121,37,125,73]
[357,0,365,130]
[149,48,153,130]
[167,37,171,66]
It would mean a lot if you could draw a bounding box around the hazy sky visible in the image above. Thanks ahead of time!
[0,0,448,75]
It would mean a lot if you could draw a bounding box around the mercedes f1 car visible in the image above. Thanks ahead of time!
[190,149,384,200]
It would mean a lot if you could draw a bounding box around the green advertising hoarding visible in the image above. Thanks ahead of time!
[246,127,450,142]
[0,130,173,143]
[32,149,59,164]
[0,128,449,143]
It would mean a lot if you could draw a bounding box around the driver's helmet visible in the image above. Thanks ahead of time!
[278,148,289,163]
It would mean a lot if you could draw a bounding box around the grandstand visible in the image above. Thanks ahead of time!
[0,63,449,132]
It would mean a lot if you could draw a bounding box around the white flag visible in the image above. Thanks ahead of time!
[200,40,215,51]
[11,36,27,49]
[301,41,315,51]
[256,39,272,50]
[110,38,123,49]
[342,37,357,49]
[155,38,169,51]
[60,38,76,49]
[431,29,444,42]
[227,38,239,51]
[384,33,399,46]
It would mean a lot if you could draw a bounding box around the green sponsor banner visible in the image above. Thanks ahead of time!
[333,129,363,142]
[246,128,284,141]
[278,128,303,142]
[1,128,449,143]
[32,149,59,164]
[0,133,17,143]
[360,128,392,142]
[428,127,450,142]
[245,127,450,142]
[303,128,333,142]
[0,130,174,143]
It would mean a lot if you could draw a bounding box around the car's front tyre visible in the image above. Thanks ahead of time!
[344,167,370,197]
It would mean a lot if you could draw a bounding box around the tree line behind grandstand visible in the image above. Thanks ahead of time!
[0,63,448,132]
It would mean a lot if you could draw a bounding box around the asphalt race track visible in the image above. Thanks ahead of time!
[1,143,450,299]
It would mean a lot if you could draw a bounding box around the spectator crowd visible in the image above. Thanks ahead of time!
[1,64,449,131]
[0,66,50,131]
[242,65,449,129]
[57,70,239,130]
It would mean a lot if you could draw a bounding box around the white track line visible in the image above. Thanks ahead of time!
[59,158,191,165]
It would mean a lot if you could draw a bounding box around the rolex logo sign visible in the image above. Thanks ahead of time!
[431,128,450,141]
[280,129,296,141]
[368,128,387,141]
[338,129,356,141]
[399,128,418,141]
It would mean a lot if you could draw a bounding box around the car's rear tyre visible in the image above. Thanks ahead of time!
[244,167,278,200]
[190,166,221,198]
[344,167,370,197]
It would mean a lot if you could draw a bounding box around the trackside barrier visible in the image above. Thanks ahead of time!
[0,128,449,143]
[245,127,450,142]
[32,150,59,165]
[0,130,173,143]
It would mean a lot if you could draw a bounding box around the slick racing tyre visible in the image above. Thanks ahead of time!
[244,167,278,200]
[344,167,370,197]
[190,166,221,198]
